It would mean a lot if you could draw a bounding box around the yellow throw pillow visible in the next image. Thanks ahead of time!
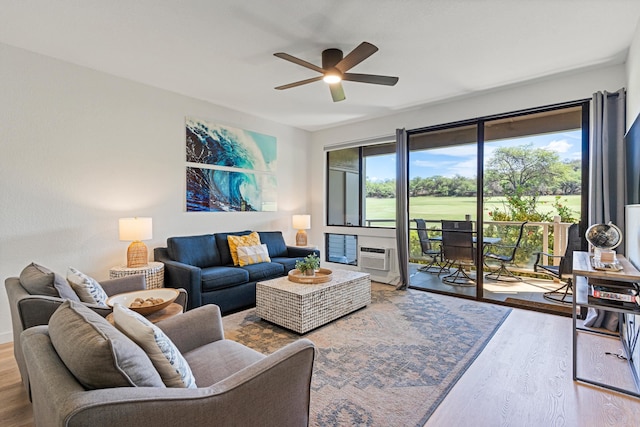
[237,244,271,266]
[227,232,261,266]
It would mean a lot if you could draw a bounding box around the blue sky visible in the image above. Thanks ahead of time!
[366,130,582,181]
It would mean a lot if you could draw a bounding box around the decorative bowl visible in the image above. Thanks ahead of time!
[106,288,179,315]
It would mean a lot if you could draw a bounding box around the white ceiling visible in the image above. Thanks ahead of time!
[2,1,640,132]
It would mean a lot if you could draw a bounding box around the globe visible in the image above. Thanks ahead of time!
[585,222,622,250]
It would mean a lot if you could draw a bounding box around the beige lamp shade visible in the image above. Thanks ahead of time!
[119,217,153,268]
[292,214,311,246]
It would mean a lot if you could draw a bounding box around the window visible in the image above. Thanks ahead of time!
[325,233,358,265]
[326,142,396,227]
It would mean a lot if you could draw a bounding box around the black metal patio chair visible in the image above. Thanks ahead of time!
[534,223,582,303]
[441,220,476,286]
[484,221,528,282]
[414,218,446,274]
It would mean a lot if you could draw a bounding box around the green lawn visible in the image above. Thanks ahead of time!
[366,195,581,225]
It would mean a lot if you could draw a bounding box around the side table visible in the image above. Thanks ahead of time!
[109,262,164,289]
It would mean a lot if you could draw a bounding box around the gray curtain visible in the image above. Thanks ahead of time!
[585,88,626,331]
[395,128,409,290]
[589,88,626,250]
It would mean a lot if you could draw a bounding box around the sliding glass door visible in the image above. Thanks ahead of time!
[407,102,588,308]
[408,123,479,298]
[481,106,586,305]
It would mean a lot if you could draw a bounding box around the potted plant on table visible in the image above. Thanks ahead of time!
[295,254,320,276]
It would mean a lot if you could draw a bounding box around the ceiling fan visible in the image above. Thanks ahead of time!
[274,41,399,102]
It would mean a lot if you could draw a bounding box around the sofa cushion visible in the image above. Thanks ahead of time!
[112,304,197,388]
[184,339,264,387]
[48,300,165,389]
[258,231,288,257]
[67,267,109,306]
[215,231,251,265]
[239,262,284,282]
[227,232,261,266]
[201,266,250,292]
[270,256,301,273]
[20,263,79,301]
[167,234,220,268]
[237,244,271,266]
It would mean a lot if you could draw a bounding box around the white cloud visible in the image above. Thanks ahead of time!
[542,139,572,153]
[448,159,478,178]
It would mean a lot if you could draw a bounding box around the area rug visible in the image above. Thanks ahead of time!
[223,283,511,427]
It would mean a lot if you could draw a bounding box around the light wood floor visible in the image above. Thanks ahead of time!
[0,343,32,426]
[2,309,640,426]
[426,309,640,426]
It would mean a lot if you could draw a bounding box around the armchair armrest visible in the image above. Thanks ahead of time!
[156,305,224,353]
[100,274,146,296]
[18,296,112,328]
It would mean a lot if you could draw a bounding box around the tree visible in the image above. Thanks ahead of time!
[485,144,561,204]
[555,160,581,195]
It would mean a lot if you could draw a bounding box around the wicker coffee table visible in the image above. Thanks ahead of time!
[256,269,371,334]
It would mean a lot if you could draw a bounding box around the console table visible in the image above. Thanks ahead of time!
[572,251,640,397]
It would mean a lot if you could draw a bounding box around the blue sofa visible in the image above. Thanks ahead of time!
[154,231,319,313]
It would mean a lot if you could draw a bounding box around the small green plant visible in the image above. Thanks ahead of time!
[295,254,320,274]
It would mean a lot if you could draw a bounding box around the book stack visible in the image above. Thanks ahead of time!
[588,278,640,309]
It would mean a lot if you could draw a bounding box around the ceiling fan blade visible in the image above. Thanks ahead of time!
[329,82,346,102]
[275,76,323,90]
[274,52,325,74]
[335,42,378,72]
[343,73,399,86]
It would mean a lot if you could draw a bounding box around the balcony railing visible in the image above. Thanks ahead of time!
[386,217,574,271]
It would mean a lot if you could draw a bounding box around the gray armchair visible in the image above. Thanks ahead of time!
[21,304,316,427]
[5,272,187,398]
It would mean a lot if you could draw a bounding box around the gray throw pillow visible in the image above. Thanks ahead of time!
[53,273,81,301]
[19,263,59,297]
[48,300,165,390]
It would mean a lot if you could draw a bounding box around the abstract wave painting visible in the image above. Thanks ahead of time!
[185,118,277,212]
[186,118,276,172]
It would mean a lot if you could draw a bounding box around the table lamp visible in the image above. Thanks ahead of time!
[119,217,153,268]
[292,214,311,246]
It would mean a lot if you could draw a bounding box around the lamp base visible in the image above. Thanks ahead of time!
[296,230,308,246]
[127,241,149,268]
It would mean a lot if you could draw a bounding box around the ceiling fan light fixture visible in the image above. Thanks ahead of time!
[323,73,342,84]
[274,42,398,102]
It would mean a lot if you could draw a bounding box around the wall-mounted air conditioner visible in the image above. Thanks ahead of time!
[359,247,391,271]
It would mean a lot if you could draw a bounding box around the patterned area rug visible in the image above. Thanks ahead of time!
[223,283,511,427]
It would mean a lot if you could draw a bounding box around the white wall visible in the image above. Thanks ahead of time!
[627,19,640,130]
[0,43,311,343]
[309,64,627,269]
